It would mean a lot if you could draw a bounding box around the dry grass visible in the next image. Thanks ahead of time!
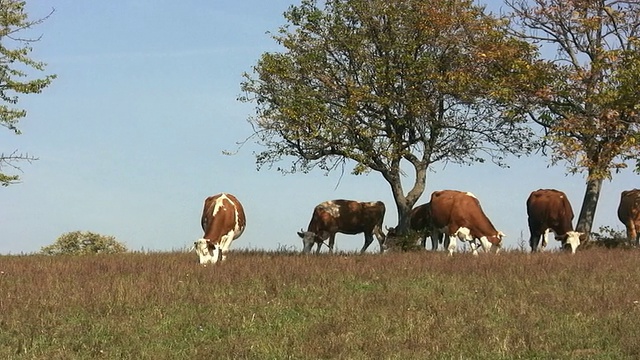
[1,249,639,359]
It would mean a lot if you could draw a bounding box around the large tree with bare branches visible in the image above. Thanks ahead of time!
[0,0,56,186]
[240,0,543,236]
[506,0,640,238]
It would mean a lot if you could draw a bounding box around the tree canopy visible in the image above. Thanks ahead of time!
[506,0,640,236]
[240,0,544,234]
[0,0,56,186]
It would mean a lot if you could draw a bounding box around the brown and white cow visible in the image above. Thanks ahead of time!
[430,190,504,256]
[194,193,246,264]
[617,189,640,245]
[385,202,446,250]
[297,199,386,254]
[526,189,582,254]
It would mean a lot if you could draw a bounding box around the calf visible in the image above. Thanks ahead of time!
[617,189,640,245]
[297,199,386,253]
[430,190,504,256]
[194,193,246,264]
[526,189,582,253]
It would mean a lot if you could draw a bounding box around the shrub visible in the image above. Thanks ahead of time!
[585,226,631,249]
[383,228,425,252]
[40,231,128,255]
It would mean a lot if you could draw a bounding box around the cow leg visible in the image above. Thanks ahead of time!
[628,221,638,246]
[361,232,374,253]
[328,234,336,253]
[211,244,221,264]
[468,240,480,256]
[218,230,235,262]
[447,235,457,256]
[373,225,386,253]
[529,232,542,252]
[315,241,322,254]
[430,229,441,251]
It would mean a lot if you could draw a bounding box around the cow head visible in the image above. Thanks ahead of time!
[297,230,318,253]
[193,238,221,264]
[562,231,583,254]
[478,231,505,254]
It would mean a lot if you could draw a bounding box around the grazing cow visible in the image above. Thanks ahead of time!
[429,190,504,256]
[385,202,446,251]
[617,189,640,245]
[194,193,246,264]
[526,189,583,254]
[297,199,386,253]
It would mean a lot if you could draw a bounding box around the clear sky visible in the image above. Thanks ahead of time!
[1,1,637,255]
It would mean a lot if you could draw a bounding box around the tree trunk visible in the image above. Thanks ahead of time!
[393,198,412,234]
[384,162,427,235]
[575,172,603,241]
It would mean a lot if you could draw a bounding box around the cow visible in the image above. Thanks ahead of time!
[385,202,446,251]
[297,199,386,254]
[526,189,583,254]
[617,189,640,245]
[429,190,504,256]
[194,193,246,264]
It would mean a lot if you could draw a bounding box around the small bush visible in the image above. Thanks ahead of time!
[384,228,425,252]
[585,226,632,249]
[40,231,128,255]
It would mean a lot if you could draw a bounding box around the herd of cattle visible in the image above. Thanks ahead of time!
[193,189,640,264]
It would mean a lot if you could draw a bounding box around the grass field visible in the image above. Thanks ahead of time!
[1,248,639,359]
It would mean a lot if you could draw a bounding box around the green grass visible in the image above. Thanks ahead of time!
[1,249,639,359]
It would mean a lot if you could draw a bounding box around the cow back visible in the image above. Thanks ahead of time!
[430,190,498,237]
[201,193,246,244]
[410,203,432,231]
[308,199,385,235]
[527,189,574,233]
[618,189,640,223]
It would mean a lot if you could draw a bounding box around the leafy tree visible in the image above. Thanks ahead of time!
[240,0,542,234]
[506,0,640,238]
[40,231,128,255]
[0,0,56,186]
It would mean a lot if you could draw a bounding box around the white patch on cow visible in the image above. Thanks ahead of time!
[218,229,236,262]
[447,235,457,256]
[468,240,480,256]
[211,194,232,218]
[542,228,550,249]
[465,192,477,199]
[565,231,582,254]
[477,236,493,254]
[194,239,221,265]
[319,201,341,218]
[455,227,473,241]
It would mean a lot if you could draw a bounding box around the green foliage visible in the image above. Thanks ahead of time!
[40,231,128,255]
[507,0,640,180]
[240,0,543,234]
[383,228,425,252]
[0,0,56,186]
[586,226,633,249]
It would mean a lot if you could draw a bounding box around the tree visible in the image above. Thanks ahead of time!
[40,231,128,255]
[506,0,640,238]
[0,0,56,186]
[240,0,543,235]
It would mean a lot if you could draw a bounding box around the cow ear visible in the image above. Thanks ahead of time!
[297,231,305,238]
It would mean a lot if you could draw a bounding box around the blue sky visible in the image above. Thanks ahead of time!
[1,1,637,254]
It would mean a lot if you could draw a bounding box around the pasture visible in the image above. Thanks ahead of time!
[1,249,639,359]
